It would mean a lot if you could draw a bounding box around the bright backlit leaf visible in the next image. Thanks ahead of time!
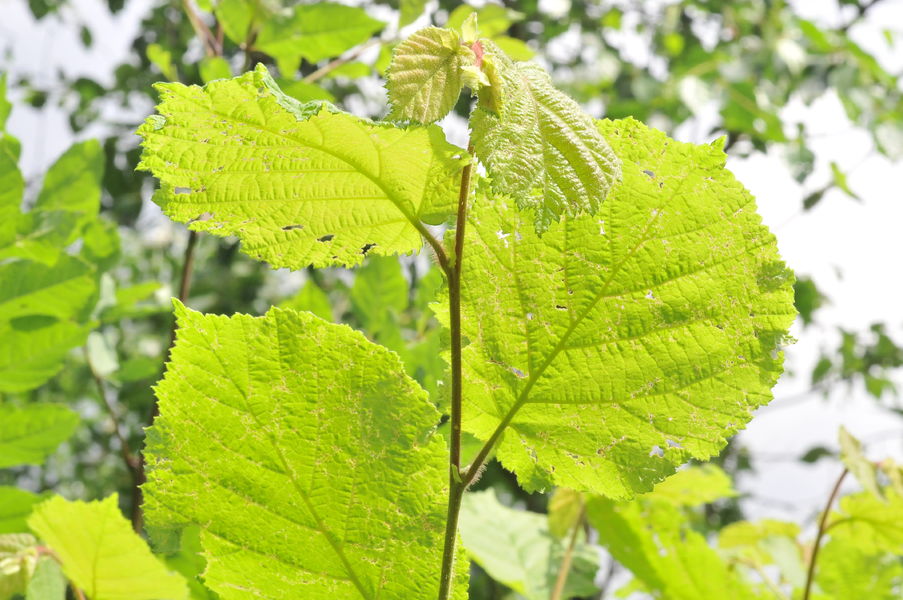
[450,118,795,498]
[137,65,468,269]
[144,303,466,599]
[28,495,188,600]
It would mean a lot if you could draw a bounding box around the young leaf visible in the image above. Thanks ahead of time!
[28,495,188,600]
[386,27,475,124]
[450,118,795,498]
[470,41,621,230]
[0,405,79,468]
[459,489,598,600]
[137,65,468,269]
[144,303,467,599]
[839,426,882,499]
[0,533,38,598]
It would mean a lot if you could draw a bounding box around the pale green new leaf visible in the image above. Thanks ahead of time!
[451,118,795,497]
[25,557,66,600]
[829,490,903,554]
[815,539,903,599]
[0,405,79,468]
[144,303,466,599]
[459,489,598,600]
[839,426,882,498]
[0,487,43,534]
[0,534,38,599]
[0,137,24,248]
[644,465,737,506]
[256,3,384,76]
[470,41,621,230]
[27,495,188,600]
[586,497,762,600]
[138,65,468,269]
[386,27,474,124]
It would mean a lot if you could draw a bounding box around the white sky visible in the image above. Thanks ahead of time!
[2,0,903,525]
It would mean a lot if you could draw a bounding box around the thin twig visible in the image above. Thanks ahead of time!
[302,38,383,84]
[802,469,849,600]
[181,0,217,57]
[551,504,586,600]
[83,347,140,479]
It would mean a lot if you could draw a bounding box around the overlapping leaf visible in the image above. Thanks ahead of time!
[28,495,188,600]
[449,118,795,498]
[144,303,466,599]
[138,65,468,269]
[470,41,621,230]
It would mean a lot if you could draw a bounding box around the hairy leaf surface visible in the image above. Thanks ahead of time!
[28,495,188,600]
[470,41,621,230]
[387,27,474,124]
[450,118,795,497]
[137,65,468,268]
[144,303,466,599]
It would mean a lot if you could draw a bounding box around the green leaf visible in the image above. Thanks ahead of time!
[28,495,188,600]
[256,3,384,75]
[350,256,408,335]
[830,490,903,554]
[0,74,11,130]
[137,65,468,269]
[147,43,177,81]
[25,557,66,600]
[279,280,333,322]
[0,405,79,468]
[144,303,466,599]
[0,255,95,321]
[198,56,232,84]
[816,538,903,599]
[547,488,584,539]
[587,496,760,599]
[399,0,428,27]
[386,27,474,124]
[471,41,621,230]
[830,161,860,200]
[0,319,92,392]
[451,118,795,497]
[839,426,882,499]
[0,487,43,534]
[0,138,24,248]
[35,139,104,227]
[459,489,599,600]
[644,465,737,506]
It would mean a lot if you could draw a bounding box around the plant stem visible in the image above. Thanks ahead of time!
[83,348,140,482]
[551,504,586,600]
[802,468,848,600]
[131,229,200,531]
[302,38,383,84]
[436,146,474,600]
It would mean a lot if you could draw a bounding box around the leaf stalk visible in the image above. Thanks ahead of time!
[802,468,848,600]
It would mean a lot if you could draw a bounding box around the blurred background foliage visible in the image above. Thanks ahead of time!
[1,0,903,598]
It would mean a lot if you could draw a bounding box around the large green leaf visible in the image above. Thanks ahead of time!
[586,496,762,599]
[459,489,598,600]
[470,41,621,230]
[27,495,188,600]
[144,303,466,599]
[386,27,474,124]
[0,255,95,321]
[451,118,795,497]
[0,318,92,392]
[0,404,79,468]
[137,65,468,269]
[256,3,384,75]
[35,139,103,223]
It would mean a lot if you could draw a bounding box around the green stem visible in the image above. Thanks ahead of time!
[802,468,848,600]
[550,504,586,600]
[436,146,474,600]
